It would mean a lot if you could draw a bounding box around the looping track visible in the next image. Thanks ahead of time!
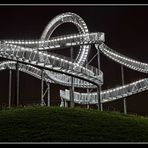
[0,12,147,106]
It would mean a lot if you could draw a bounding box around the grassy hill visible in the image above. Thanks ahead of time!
[0,106,148,142]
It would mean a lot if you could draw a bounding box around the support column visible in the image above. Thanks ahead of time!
[47,83,50,107]
[87,104,90,109]
[97,48,103,111]
[86,58,90,109]
[70,47,75,108]
[97,86,101,111]
[70,78,74,108]
[121,65,127,114]
[41,70,44,106]
[16,63,19,106]
[65,100,68,108]
[8,69,12,108]
[87,88,90,109]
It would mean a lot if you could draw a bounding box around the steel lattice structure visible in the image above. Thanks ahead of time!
[0,12,147,112]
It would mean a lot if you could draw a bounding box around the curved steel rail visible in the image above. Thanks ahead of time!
[0,12,147,107]
[60,42,148,105]
[60,78,148,104]
[1,60,148,106]
[0,42,103,86]
[98,43,148,73]
[0,61,96,88]
[41,12,90,66]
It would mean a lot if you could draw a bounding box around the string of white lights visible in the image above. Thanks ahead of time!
[3,32,104,47]
[60,42,148,105]
[40,12,90,66]
[1,60,147,105]
[0,43,103,85]
[0,12,147,107]
[60,78,148,104]
[98,43,148,73]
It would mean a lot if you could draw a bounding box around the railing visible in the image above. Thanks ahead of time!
[0,61,97,88]
[0,43,103,85]
[98,43,148,73]
[2,32,104,50]
[60,78,148,104]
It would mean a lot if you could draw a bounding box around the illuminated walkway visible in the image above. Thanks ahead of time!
[0,12,147,112]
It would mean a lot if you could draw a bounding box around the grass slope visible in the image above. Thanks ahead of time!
[0,106,148,142]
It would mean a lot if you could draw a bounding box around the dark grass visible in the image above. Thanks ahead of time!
[0,106,148,142]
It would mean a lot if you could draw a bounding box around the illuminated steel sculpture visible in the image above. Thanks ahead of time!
[0,12,147,113]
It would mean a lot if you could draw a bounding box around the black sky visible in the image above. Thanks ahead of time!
[0,5,148,115]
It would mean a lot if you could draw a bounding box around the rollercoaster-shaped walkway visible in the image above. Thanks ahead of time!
[0,12,147,112]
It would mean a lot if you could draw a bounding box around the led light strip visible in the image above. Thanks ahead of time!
[60,40,148,104]
[40,12,90,66]
[0,12,104,87]
[2,61,148,105]
[0,61,53,82]
[3,32,104,50]
[98,43,148,73]
[1,12,147,105]
[60,78,148,104]
[0,43,103,85]
[0,61,96,88]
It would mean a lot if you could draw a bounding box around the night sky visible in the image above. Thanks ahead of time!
[0,5,147,115]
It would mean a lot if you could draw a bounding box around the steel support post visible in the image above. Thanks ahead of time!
[97,86,101,111]
[86,57,90,109]
[8,69,12,108]
[16,63,19,106]
[65,100,68,108]
[121,65,127,114]
[47,83,50,107]
[41,70,44,106]
[87,87,90,109]
[97,48,103,111]
[70,78,75,108]
[87,104,90,109]
[70,47,75,108]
